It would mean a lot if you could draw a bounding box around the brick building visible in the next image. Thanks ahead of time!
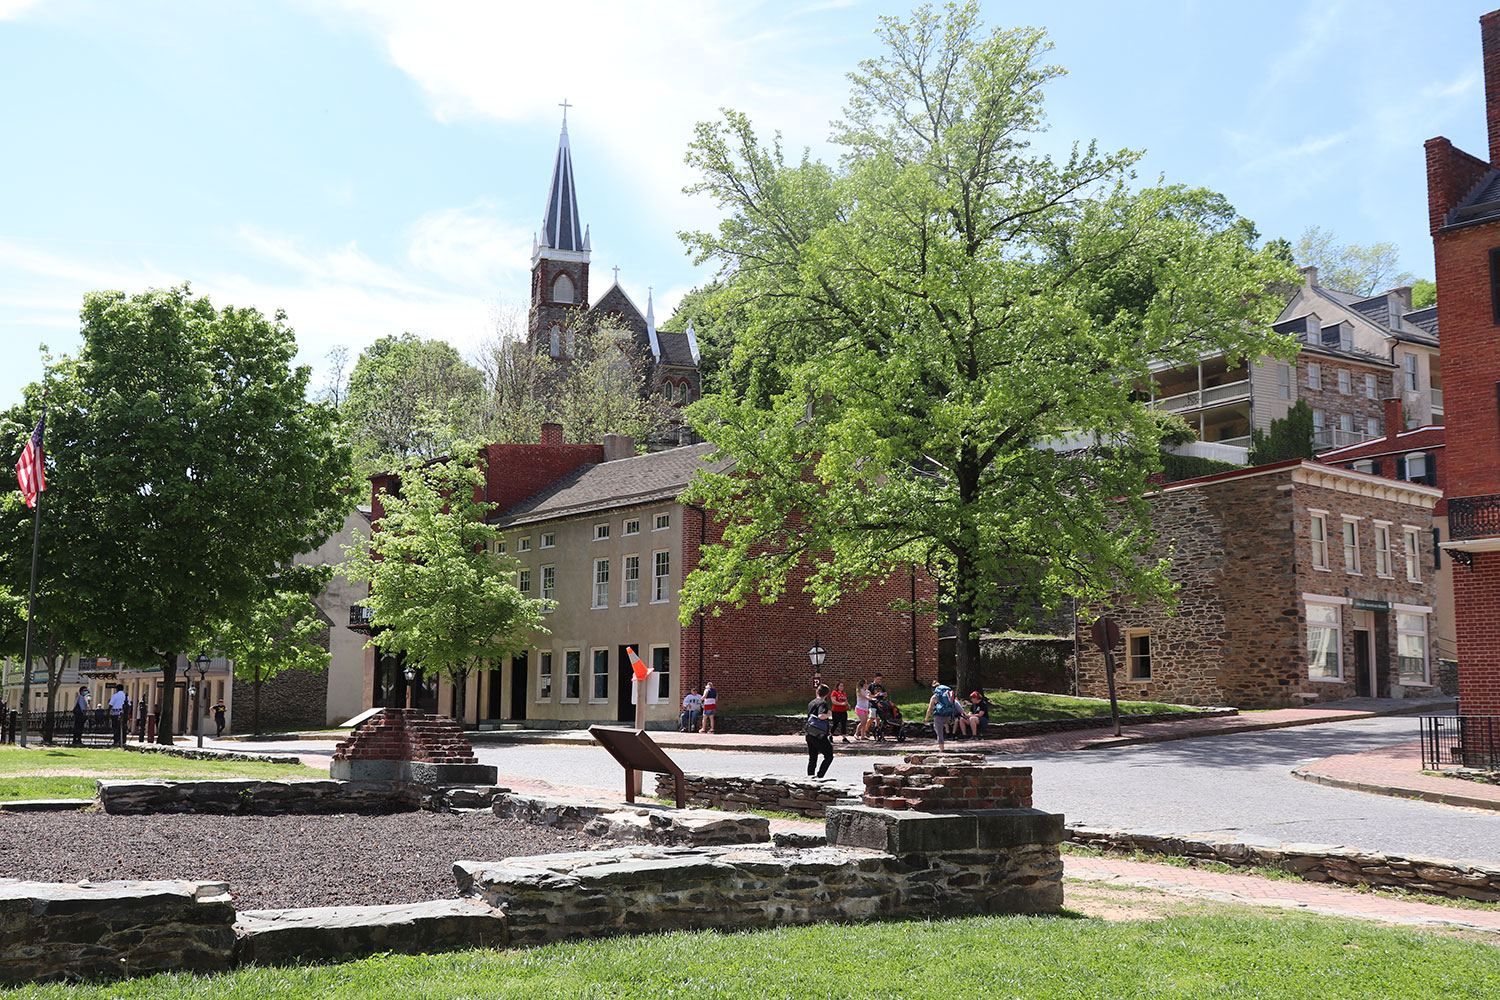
[1075,461,1441,709]
[360,426,938,727]
[1424,9,1500,717]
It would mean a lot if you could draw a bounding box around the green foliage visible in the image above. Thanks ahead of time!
[2,286,353,742]
[660,281,739,394]
[0,746,320,800]
[675,4,1298,696]
[211,573,333,734]
[979,640,1073,693]
[1295,225,1413,296]
[342,449,546,723]
[1248,400,1316,465]
[1411,278,1436,309]
[342,333,486,473]
[1146,411,1197,448]
[1159,452,1243,483]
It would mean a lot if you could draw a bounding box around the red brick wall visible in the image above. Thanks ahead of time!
[483,441,603,514]
[1434,221,1500,500]
[1425,138,1492,236]
[678,507,940,707]
[1455,552,1500,716]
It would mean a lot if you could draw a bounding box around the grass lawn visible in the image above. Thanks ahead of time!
[731,686,1187,723]
[0,746,324,801]
[8,905,1496,999]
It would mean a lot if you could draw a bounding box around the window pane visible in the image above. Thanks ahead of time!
[592,650,609,699]
[1308,625,1339,678]
[653,647,670,700]
[1306,603,1340,626]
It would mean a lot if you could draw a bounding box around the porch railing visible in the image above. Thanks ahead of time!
[1420,715,1500,771]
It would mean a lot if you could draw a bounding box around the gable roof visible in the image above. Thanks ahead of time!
[1444,167,1500,230]
[493,442,729,527]
[656,329,697,368]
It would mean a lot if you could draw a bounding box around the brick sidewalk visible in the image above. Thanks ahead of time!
[1066,853,1500,932]
[1293,740,1500,812]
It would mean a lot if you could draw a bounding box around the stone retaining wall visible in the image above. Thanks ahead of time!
[123,745,303,765]
[656,772,853,819]
[97,778,417,815]
[1066,825,1500,902]
[494,791,770,846]
[725,706,1233,738]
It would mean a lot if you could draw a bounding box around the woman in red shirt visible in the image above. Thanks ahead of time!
[829,682,850,743]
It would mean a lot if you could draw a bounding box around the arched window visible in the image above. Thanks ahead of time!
[678,382,689,404]
[549,326,562,358]
[662,381,674,400]
[552,272,575,304]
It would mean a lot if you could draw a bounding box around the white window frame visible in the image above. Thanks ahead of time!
[1305,599,1345,681]
[1307,363,1322,390]
[593,523,610,541]
[1364,373,1377,399]
[623,518,640,536]
[518,568,532,596]
[518,536,531,553]
[1337,369,1351,395]
[1351,460,1375,475]
[562,649,581,703]
[1309,511,1329,571]
[541,564,556,602]
[1276,364,1290,400]
[1395,611,1429,685]
[1341,517,1361,575]
[1338,412,1354,434]
[1312,408,1325,434]
[648,644,671,704]
[537,651,553,702]
[622,553,639,607]
[1125,629,1151,682]
[652,550,671,603]
[1403,526,1422,583]
[1405,452,1427,482]
[1404,354,1419,392]
[592,557,610,609]
[653,511,671,531]
[497,538,507,556]
[540,532,555,549]
[590,648,610,703]
[1365,416,1380,439]
[1373,522,1392,578]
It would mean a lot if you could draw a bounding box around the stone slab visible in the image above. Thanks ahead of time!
[826,803,1064,855]
[329,759,498,786]
[235,898,507,964]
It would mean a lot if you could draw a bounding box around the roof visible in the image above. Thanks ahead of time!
[1151,457,1442,504]
[540,120,585,252]
[656,329,697,368]
[493,442,730,526]
[1319,425,1445,462]
[1445,168,1500,230]
[1405,305,1438,336]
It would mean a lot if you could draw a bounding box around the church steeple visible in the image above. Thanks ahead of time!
[530,102,591,355]
[537,103,588,256]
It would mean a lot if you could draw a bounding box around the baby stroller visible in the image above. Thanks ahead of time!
[870,694,905,742]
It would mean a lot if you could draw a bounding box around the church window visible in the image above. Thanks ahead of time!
[662,382,674,400]
[550,327,562,358]
[553,272,575,304]
[678,383,689,404]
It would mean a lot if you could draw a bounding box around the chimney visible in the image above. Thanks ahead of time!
[1300,265,1318,287]
[541,422,564,446]
[1384,397,1403,441]
[1484,10,1500,164]
[1389,285,1413,311]
[602,434,636,462]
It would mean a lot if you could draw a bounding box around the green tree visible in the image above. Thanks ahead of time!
[11,286,353,743]
[1248,400,1316,465]
[659,281,740,394]
[343,333,486,473]
[343,449,545,725]
[211,572,332,735]
[1411,278,1436,309]
[1295,226,1413,296]
[675,5,1297,697]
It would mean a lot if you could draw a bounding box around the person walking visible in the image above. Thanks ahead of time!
[853,679,871,740]
[829,681,850,742]
[71,686,89,746]
[806,683,834,778]
[924,679,960,751]
[700,682,718,734]
[213,700,227,738]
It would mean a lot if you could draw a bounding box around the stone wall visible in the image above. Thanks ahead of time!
[231,663,328,735]
[1067,825,1500,902]
[657,771,853,818]
[0,880,235,984]
[494,791,769,846]
[97,778,416,815]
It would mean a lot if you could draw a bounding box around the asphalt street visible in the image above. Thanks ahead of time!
[230,714,1500,865]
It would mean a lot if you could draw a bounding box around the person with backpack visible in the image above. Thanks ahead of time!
[924,679,960,751]
[805,683,834,778]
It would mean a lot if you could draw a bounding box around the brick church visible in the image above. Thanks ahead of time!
[527,110,702,417]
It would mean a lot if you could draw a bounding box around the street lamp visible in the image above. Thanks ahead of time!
[404,666,416,711]
[193,653,211,749]
[809,642,826,691]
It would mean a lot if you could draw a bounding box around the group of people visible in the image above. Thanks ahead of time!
[678,682,718,734]
[806,674,997,775]
[68,684,229,745]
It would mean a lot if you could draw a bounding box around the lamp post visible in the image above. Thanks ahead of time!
[193,653,210,749]
[404,667,416,711]
[809,641,826,691]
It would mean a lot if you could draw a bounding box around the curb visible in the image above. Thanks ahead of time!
[0,798,92,812]
[1076,699,1441,751]
[1290,767,1500,814]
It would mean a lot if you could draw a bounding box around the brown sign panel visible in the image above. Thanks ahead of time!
[588,726,685,806]
[1090,618,1121,651]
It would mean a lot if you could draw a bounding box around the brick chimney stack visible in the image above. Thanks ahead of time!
[1484,10,1500,164]
[1383,397,1404,441]
[540,422,564,446]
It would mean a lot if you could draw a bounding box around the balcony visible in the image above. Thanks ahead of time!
[1431,388,1444,412]
[1313,427,1379,451]
[1449,494,1500,541]
[1150,378,1252,414]
[349,605,374,632]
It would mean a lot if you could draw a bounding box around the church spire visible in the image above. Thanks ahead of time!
[539,103,584,253]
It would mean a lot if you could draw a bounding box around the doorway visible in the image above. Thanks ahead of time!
[486,663,504,720]
[1352,610,1375,697]
[510,652,528,721]
[616,644,637,723]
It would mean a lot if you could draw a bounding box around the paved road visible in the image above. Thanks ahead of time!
[228,714,1500,864]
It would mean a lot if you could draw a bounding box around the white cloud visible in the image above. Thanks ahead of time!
[404,202,534,291]
[0,0,44,20]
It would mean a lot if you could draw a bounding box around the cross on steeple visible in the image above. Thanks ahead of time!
[559,98,572,123]
[612,265,620,284]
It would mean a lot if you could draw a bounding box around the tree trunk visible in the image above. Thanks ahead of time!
[156,652,177,744]
[253,666,263,735]
[451,670,468,728]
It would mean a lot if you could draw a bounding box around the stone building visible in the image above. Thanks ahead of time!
[359,426,939,727]
[1076,460,1441,709]
[1424,9,1500,718]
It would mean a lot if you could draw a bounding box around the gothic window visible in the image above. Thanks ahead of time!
[662,381,674,400]
[677,382,689,404]
[550,326,562,358]
[553,272,575,304]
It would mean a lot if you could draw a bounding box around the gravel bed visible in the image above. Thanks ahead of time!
[0,811,591,910]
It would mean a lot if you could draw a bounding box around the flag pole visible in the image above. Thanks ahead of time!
[17,401,46,749]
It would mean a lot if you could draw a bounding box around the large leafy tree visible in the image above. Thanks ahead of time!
[10,286,353,743]
[659,281,740,394]
[675,5,1298,696]
[1294,225,1414,297]
[210,571,332,735]
[342,333,486,473]
[343,449,546,725]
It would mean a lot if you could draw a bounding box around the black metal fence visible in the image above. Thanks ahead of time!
[0,709,123,748]
[1420,715,1500,771]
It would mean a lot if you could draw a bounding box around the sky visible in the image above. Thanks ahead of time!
[1,0,1496,411]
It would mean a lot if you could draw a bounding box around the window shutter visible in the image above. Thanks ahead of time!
[1424,453,1438,486]
[1432,526,1442,570]
[1395,456,1407,480]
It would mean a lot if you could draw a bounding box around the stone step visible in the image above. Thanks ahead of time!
[0,797,93,812]
[234,898,506,964]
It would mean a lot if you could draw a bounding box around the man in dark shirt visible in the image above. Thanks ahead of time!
[805,684,834,778]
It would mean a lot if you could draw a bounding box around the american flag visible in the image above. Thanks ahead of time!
[14,416,45,508]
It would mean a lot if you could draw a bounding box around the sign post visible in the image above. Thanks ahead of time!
[1090,618,1123,737]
